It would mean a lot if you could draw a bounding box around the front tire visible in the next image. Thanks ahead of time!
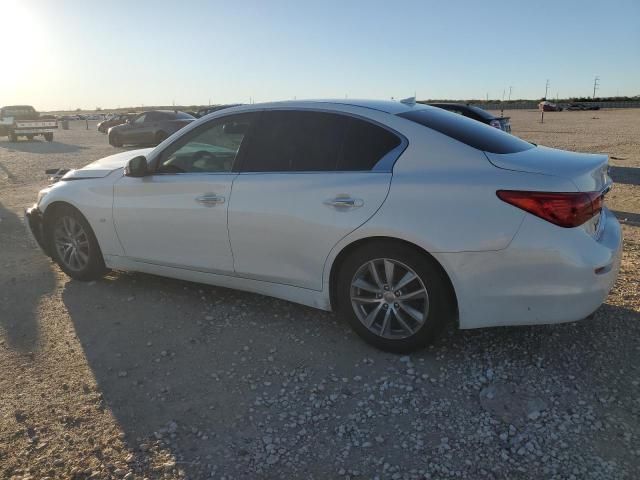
[336,240,456,353]
[46,205,108,281]
[109,132,122,147]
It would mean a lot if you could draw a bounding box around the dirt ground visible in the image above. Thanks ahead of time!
[0,109,638,480]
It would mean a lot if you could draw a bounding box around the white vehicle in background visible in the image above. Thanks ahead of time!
[25,100,621,352]
[0,105,57,142]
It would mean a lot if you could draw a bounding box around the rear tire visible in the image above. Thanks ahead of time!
[44,133,53,142]
[46,205,108,281]
[336,240,456,353]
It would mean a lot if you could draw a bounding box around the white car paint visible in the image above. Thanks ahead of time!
[33,99,622,329]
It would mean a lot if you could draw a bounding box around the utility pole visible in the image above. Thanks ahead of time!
[544,79,550,99]
[593,76,600,99]
[508,86,513,101]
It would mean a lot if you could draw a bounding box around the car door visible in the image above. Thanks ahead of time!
[113,112,258,272]
[228,109,405,290]
[124,113,147,143]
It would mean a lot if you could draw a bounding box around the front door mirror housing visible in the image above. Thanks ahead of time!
[124,156,148,177]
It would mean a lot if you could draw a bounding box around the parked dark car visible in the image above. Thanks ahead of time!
[538,101,563,112]
[195,104,241,118]
[108,110,195,147]
[97,113,134,133]
[427,103,511,133]
[566,103,601,111]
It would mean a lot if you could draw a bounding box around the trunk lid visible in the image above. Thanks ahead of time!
[485,145,610,192]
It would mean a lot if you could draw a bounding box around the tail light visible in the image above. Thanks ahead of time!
[496,190,604,228]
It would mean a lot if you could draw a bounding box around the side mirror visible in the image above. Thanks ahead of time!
[124,156,148,177]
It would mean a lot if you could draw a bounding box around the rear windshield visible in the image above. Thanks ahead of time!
[398,108,533,154]
[175,112,195,119]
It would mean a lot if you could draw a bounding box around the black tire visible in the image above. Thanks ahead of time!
[109,132,122,147]
[155,131,168,145]
[9,132,18,142]
[336,240,456,353]
[27,134,34,140]
[46,204,108,281]
[44,133,53,142]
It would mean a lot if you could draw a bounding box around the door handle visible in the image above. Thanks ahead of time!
[324,196,364,209]
[195,193,225,207]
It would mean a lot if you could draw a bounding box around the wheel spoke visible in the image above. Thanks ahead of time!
[393,308,414,334]
[383,259,395,287]
[380,307,391,336]
[364,303,384,327]
[352,296,382,304]
[352,277,380,294]
[394,271,416,291]
[397,289,427,301]
[398,301,425,323]
[368,261,383,288]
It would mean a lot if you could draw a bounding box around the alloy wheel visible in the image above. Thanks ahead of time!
[53,215,90,271]
[350,258,430,339]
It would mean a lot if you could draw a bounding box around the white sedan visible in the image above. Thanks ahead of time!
[26,100,622,352]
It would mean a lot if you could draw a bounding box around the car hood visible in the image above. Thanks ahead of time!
[61,148,153,179]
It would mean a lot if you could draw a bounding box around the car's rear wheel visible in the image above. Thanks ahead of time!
[44,133,53,142]
[337,241,455,353]
[47,205,108,281]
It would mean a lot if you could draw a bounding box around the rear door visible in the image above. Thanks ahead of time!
[228,109,404,290]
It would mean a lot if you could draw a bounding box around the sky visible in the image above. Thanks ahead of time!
[2,0,639,111]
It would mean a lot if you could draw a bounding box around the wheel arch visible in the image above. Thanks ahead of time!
[41,201,102,255]
[327,236,459,322]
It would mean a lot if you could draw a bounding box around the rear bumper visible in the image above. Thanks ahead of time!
[438,207,622,329]
[24,205,51,256]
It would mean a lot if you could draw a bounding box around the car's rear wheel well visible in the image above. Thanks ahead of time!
[329,236,458,321]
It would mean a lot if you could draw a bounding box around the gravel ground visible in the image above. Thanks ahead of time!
[0,110,639,480]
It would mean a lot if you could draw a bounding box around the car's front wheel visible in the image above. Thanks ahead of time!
[337,241,456,353]
[109,132,122,147]
[47,205,108,281]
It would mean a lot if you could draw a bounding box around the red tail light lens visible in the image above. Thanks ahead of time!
[496,190,604,228]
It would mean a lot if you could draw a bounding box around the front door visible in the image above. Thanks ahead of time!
[113,112,258,272]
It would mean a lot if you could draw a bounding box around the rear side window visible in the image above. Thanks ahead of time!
[398,108,533,154]
[242,111,402,172]
[338,118,401,171]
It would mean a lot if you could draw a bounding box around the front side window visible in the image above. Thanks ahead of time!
[156,113,256,174]
[241,110,402,172]
[133,113,147,124]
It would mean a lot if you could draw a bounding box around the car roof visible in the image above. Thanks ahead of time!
[228,99,430,115]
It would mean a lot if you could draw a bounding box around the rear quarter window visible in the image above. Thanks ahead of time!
[398,108,533,154]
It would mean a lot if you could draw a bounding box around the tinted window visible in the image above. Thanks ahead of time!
[242,111,402,172]
[398,108,533,154]
[175,111,195,119]
[133,114,147,124]
[242,111,346,172]
[338,118,401,171]
[145,112,162,122]
[157,113,256,174]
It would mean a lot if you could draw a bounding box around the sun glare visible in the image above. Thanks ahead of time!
[2,1,44,88]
